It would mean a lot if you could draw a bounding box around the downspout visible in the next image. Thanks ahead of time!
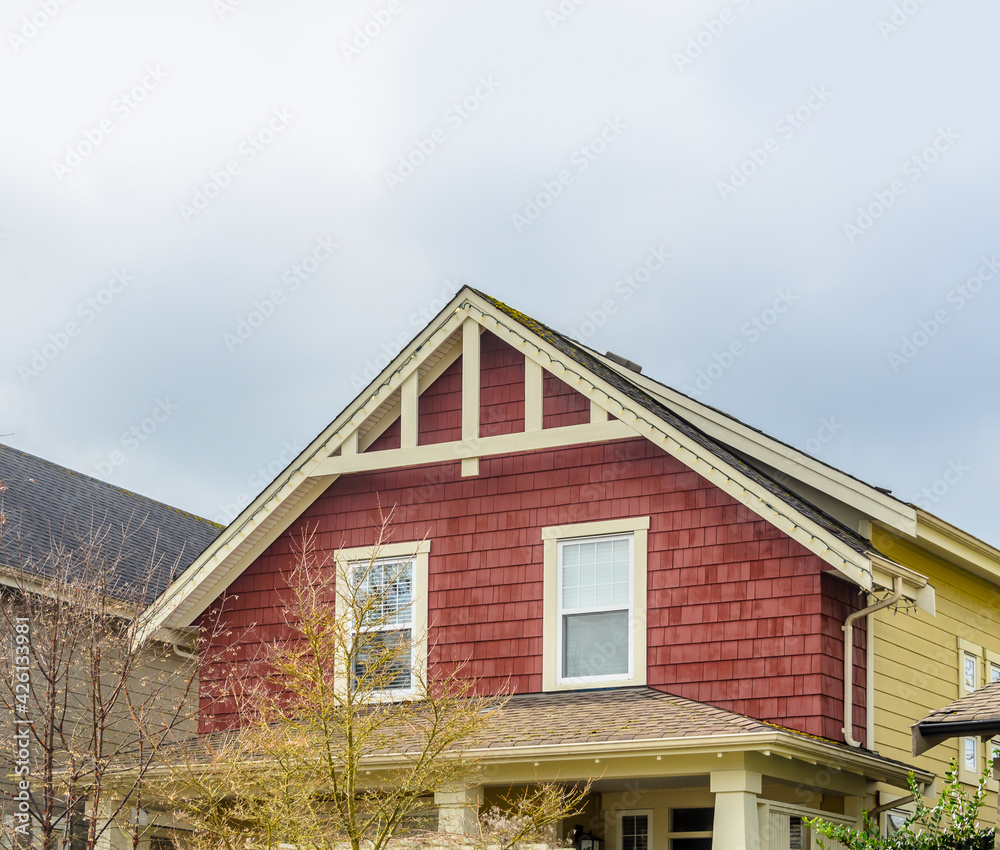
[843,576,902,748]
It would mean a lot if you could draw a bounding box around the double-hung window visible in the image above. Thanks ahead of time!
[559,534,633,681]
[336,540,429,697]
[542,517,648,691]
[352,557,415,690]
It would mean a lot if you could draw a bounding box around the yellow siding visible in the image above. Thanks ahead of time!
[871,529,1000,822]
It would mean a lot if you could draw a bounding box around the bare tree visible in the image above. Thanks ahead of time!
[0,476,208,850]
[156,511,588,850]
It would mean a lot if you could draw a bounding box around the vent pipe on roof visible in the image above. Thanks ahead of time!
[843,577,902,748]
[605,352,642,374]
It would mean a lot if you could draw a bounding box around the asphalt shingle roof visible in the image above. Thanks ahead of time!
[473,686,774,749]
[917,680,1000,729]
[0,442,222,602]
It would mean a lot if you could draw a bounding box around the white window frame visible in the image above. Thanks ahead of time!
[986,650,1000,684]
[557,532,633,684]
[335,540,429,700]
[617,809,652,850]
[541,517,648,692]
[958,638,984,783]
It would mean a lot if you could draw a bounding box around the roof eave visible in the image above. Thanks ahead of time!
[586,351,919,537]
[914,509,1000,583]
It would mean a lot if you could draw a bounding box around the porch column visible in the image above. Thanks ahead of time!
[435,785,484,835]
[711,769,762,850]
[91,799,129,850]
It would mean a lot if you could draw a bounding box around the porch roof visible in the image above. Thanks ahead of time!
[912,679,1000,755]
[478,686,774,749]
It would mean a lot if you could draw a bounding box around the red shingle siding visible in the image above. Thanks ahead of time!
[419,358,462,446]
[543,372,589,428]
[197,334,865,743]
[480,331,525,436]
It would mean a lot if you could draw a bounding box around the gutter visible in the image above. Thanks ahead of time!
[912,717,1000,757]
[844,576,903,747]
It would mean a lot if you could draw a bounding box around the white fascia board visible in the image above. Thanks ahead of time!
[870,555,935,615]
[355,730,931,789]
[914,509,1000,585]
[588,351,917,537]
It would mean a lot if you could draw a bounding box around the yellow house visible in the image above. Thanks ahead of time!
[870,513,1000,829]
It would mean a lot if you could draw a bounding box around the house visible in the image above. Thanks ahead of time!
[0,442,221,850]
[136,287,1000,849]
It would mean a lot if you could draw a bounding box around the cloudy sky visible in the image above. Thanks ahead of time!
[2,0,998,548]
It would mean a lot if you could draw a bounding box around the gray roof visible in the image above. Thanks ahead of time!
[474,289,882,568]
[912,680,1000,755]
[0,442,221,603]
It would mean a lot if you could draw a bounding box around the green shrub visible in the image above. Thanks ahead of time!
[806,760,994,850]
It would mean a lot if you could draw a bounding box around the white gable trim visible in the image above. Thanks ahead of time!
[138,289,924,641]
[588,350,918,537]
[465,297,877,591]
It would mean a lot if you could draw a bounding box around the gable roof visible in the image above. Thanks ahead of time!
[0,442,222,603]
[912,680,1000,756]
[136,287,940,642]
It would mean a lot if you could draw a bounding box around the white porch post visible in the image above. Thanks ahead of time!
[91,798,130,850]
[435,785,484,835]
[711,769,762,850]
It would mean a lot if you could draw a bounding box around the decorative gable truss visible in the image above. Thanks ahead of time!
[137,288,932,643]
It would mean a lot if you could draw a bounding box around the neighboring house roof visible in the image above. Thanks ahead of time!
[912,680,1000,756]
[0,442,222,602]
[138,287,949,641]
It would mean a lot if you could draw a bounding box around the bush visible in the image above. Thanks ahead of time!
[807,760,994,850]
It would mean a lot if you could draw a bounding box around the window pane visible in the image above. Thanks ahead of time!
[965,654,976,691]
[561,537,629,611]
[992,664,1000,683]
[672,808,714,833]
[563,610,628,678]
[353,628,412,689]
[671,841,711,850]
[965,737,977,771]
[621,815,647,850]
[356,560,413,627]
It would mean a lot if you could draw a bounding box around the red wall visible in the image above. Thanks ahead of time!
[198,331,865,743]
